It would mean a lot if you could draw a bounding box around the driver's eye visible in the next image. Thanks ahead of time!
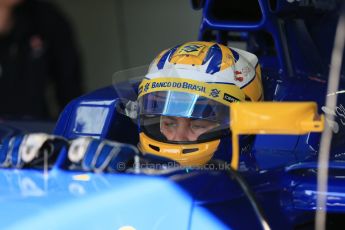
[190,124,207,130]
[190,121,211,130]
[190,120,218,131]
[163,121,177,128]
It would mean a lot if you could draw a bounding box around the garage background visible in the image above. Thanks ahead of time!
[54,0,202,92]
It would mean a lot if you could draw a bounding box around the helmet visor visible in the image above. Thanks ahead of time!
[138,91,230,144]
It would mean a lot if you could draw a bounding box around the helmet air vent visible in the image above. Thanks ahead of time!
[182,148,199,154]
[149,144,160,152]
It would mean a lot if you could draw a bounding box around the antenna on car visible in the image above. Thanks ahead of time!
[315,2,345,230]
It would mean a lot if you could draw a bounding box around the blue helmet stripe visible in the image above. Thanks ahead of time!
[229,48,239,62]
[168,45,180,62]
[156,50,170,70]
[156,45,179,70]
[204,44,222,74]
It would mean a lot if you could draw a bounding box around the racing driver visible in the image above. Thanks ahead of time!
[136,41,264,166]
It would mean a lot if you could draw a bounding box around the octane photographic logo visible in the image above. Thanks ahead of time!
[130,160,233,171]
[321,104,345,133]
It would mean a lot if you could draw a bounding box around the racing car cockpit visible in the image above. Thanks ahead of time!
[0,0,344,229]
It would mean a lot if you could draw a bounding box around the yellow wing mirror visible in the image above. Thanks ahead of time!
[230,102,324,170]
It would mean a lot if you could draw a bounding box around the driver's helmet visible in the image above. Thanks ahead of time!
[137,41,263,166]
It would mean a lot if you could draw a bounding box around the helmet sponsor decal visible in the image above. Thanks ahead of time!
[138,77,245,106]
[242,66,251,76]
[209,89,221,98]
[223,93,240,102]
[177,44,205,56]
[150,80,206,93]
[144,82,150,92]
[234,70,244,82]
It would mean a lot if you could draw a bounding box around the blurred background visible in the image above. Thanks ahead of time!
[0,0,202,120]
[55,0,202,91]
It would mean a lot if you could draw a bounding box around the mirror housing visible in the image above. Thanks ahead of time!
[230,102,324,170]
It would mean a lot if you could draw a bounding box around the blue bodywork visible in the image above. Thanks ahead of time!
[0,0,345,229]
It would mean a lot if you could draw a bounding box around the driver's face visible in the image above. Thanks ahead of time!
[160,116,219,142]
